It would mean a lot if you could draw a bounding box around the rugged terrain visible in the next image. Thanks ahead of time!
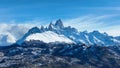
[0,41,120,68]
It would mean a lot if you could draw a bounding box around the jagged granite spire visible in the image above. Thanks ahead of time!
[55,19,64,29]
[41,26,45,32]
[48,22,54,30]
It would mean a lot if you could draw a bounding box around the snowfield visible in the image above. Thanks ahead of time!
[25,31,73,44]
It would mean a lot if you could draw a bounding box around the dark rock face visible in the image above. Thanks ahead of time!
[0,41,120,68]
[55,19,64,29]
[28,27,41,34]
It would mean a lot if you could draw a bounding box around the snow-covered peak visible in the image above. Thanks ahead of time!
[28,27,41,34]
[55,19,64,29]
[25,31,73,44]
[16,27,41,45]
[48,22,55,30]
[79,31,120,46]
[115,36,120,40]
[89,30,101,35]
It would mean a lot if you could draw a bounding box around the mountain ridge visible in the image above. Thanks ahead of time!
[0,19,119,46]
[16,19,120,46]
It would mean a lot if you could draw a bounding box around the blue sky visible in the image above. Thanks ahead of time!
[0,0,120,36]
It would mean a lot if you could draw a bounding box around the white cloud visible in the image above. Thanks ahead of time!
[100,25,120,36]
[0,24,28,40]
[0,33,16,46]
[0,23,42,41]
[0,19,48,39]
[63,14,120,36]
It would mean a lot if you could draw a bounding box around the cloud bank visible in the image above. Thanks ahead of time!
[0,23,42,46]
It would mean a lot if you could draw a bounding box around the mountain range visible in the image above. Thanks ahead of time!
[0,19,120,46]
[15,19,120,46]
[0,19,120,68]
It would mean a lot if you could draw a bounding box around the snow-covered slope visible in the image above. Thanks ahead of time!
[16,27,42,45]
[25,31,73,43]
[78,31,120,46]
